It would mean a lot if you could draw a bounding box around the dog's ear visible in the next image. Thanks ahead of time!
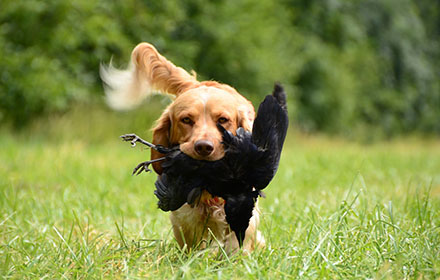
[151,109,172,174]
[237,105,255,132]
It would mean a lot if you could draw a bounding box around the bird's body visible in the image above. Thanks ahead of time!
[122,84,289,244]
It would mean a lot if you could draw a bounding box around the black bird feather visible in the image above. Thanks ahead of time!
[121,83,289,244]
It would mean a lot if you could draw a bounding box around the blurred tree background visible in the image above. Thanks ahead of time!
[1,0,439,138]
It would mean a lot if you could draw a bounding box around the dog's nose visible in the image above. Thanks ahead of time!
[194,140,214,156]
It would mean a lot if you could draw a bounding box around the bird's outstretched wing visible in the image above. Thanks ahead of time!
[248,83,289,189]
[216,83,289,244]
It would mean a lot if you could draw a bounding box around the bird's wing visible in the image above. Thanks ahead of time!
[154,150,205,211]
[154,173,187,211]
[249,83,289,189]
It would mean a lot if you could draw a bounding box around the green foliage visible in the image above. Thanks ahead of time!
[1,0,439,136]
[287,0,440,136]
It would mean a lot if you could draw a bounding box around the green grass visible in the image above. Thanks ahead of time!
[1,104,440,279]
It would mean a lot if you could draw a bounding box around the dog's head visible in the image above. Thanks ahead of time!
[100,43,255,174]
[151,82,254,174]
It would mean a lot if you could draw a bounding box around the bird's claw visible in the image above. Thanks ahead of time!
[131,157,167,176]
[120,133,156,149]
[132,161,152,176]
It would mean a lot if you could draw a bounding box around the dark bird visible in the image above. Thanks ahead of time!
[121,83,289,245]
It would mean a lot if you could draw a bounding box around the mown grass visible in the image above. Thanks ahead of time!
[1,102,439,279]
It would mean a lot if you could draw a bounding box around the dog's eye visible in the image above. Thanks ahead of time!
[181,117,193,125]
[218,117,229,124]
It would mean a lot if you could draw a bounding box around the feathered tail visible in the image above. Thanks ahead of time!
[100,43,199,110]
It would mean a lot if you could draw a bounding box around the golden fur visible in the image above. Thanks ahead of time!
[101,43,265,253]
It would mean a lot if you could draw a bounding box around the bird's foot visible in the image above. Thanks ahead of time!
[120,133,156,149]
[132,157,166,176]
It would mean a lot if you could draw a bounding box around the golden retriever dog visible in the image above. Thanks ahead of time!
[101,43,265,253]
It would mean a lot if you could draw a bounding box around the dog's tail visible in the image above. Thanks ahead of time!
[100,43,199,110]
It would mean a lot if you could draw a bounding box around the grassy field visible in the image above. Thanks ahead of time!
[1,104,439,279]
